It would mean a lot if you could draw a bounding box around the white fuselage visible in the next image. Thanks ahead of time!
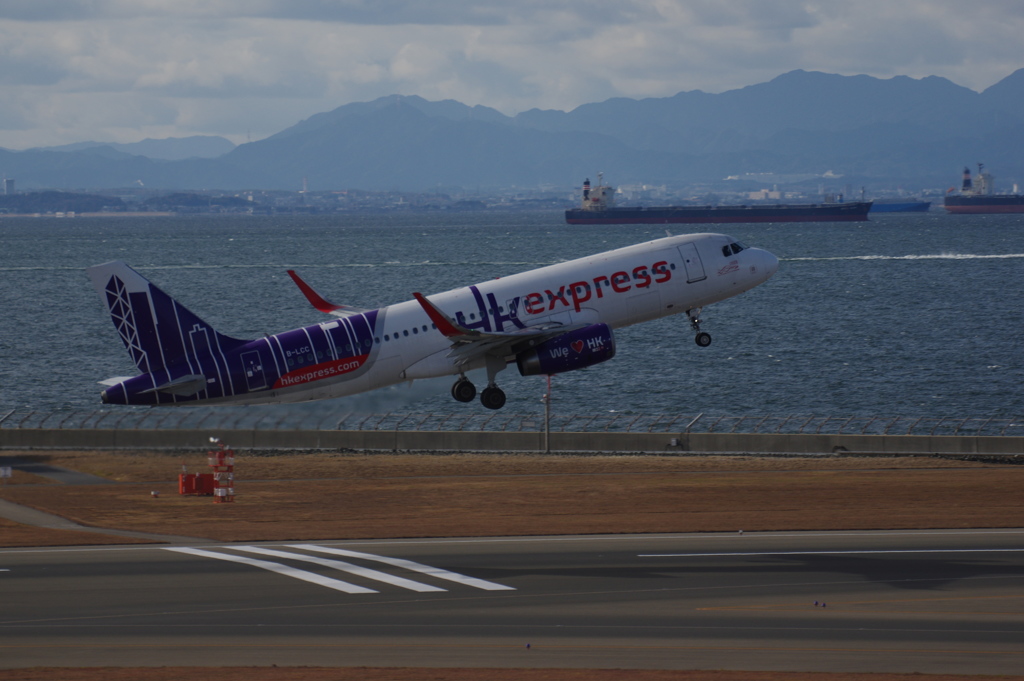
[90,232,777,407]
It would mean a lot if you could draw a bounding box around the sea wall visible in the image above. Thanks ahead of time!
[2,428,1023,456]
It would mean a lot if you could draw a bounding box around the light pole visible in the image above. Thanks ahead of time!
[542,374,551,454]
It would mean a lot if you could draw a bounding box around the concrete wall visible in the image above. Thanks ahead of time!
[2,428,1023,456]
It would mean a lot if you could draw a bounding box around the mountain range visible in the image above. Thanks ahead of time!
[30,136,236,161]
[3,68,1024,193]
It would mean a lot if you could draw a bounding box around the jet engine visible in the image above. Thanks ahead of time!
[516,323,616,376]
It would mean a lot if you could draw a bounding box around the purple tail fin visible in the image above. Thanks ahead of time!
[87,261,247,374]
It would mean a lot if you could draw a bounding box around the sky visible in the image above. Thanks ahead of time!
[2,0,1024,150]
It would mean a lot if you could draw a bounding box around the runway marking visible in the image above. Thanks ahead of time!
[4,642,1024,656]
[289,544,516,591]
[230,546,446,593]
[5,528,1024,556]
[163,544,514,594]
[845,594,1024,605]
[164,547,377,594]
[700,592,1024,613]
[701,602,1024,612]
[639,548,1024,558]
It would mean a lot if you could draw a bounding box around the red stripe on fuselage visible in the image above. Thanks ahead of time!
[273,354,369,388]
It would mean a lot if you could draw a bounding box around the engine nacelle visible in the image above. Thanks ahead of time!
[516,323,616,376]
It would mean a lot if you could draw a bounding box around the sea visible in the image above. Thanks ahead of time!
[1,210,1022,428]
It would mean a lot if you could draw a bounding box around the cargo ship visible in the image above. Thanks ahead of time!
[944,164,1024,214]
[565,176,872,224]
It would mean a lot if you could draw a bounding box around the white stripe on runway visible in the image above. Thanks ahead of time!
[289,544,516,591]
[232,546,446,592]
[639,548,1024,558]
[164,547,377,593]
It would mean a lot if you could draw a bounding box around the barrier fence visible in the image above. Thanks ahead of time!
[1,408,1021,437]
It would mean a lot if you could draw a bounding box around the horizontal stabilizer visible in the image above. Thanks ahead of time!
[99,376,135,387]
[140,374,208,397]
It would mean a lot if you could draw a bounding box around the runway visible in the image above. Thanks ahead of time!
[2,529,1023,673]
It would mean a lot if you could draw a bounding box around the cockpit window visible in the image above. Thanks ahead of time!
[722,242,747,257]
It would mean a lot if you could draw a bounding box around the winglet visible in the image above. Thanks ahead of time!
[413,292,471,338]
[287,270,347,314]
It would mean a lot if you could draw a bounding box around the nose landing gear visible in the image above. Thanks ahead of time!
[687,308,712,347]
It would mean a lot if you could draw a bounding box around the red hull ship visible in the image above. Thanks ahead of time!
[944,164,1024,214]
[566,176,871,225]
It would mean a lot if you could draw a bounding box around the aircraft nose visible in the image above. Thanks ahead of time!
[762,249,779,279]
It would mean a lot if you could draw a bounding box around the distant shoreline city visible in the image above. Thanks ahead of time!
[0,188,936,217]
[0,182,952,217]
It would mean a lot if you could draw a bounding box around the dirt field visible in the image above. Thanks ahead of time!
[1,451,1022,546]
[2,450,1022,681]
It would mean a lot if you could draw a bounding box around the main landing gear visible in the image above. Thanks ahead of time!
[480,386,507,410]
[687,308,712,347]
[451,356,509,410]
[450,376,508,410]
[451,377,476,402]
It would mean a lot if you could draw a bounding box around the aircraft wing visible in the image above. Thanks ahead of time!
[287,270,370,317]
[413,292,585,365]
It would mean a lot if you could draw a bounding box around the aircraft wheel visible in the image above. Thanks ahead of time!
[451,378,476,403]
[480,386,507,410]
[695,332,712,347]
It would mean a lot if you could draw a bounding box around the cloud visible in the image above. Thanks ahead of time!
[0,53,67,87]
[0,1,100,21]
[0,0,1023,148]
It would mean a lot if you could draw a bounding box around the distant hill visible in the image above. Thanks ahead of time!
[2,69,1023,191]
[0,190,125,213]
[221,98,654,190]
[31,135,236,160]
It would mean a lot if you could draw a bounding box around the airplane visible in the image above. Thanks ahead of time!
[87,232,778,409]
